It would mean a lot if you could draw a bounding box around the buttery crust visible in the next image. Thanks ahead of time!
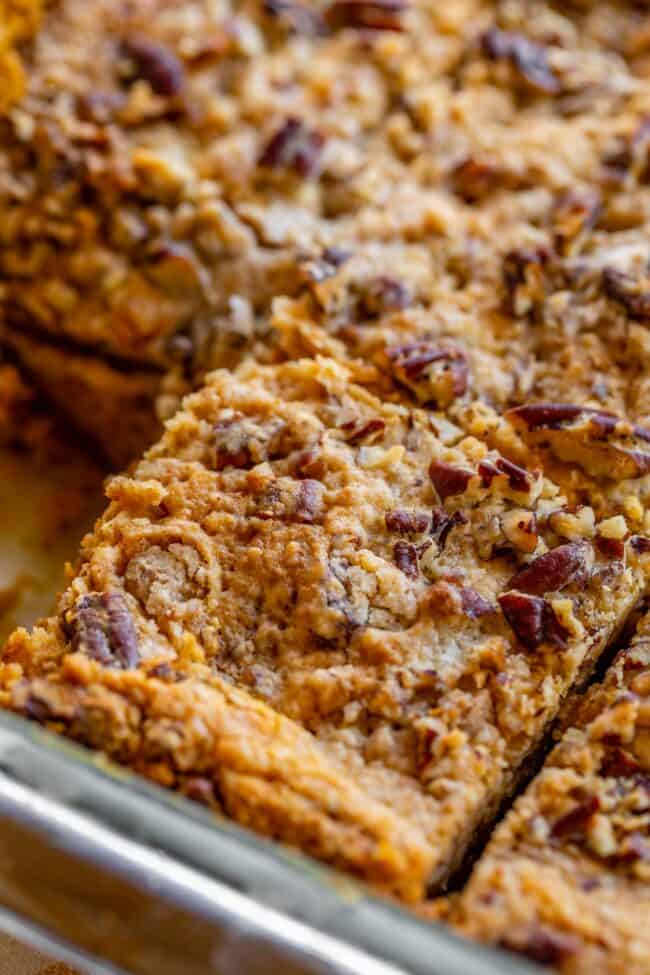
[452,611,650,974]
[2,355,648,901]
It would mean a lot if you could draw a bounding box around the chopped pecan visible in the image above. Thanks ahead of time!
[67,590,139,669]
[385,509,430,534]
[602,267,650,320]
[501,509,538,554]
[430,507,467,549]
[631,535,650,554]
[502,246,550,316]
[294,479,323,524]
[120,36,186,96]
[292,444,326,480]
[258,117,324,178]
[326,0,407,32]
[262,0,328,35]
[460,588,495,619]
[498,590,568,649]
[386,342,469,407]
[481,27,560,95]
[601,747,641,778]
[299,247,351,284]
[551,794,600,840]
[602,115,650,183]
[595,535,626,559]
[478,456,532,492]
[451,157,502,203]
[340,417,386,444]
[393,540,419,578]
[552,189,601,256]
[358,276,412,318]
[429,461,474,500]
[183,776,220,808]
[508,541,590,595]
[507,403,650,481]
[499,925,579,967]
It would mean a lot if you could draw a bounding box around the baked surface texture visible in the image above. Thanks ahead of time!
[452,610,650,974]
[2,355,649,902]
[0,0,41,112]
[7,0,650,458]
[4,0,650,966]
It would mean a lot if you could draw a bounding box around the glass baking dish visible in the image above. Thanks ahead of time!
[0,708,542,975]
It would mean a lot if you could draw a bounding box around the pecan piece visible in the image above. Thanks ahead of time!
[552,189,601,256]
[340,417,386,445]
[551,794,600,840]
[386,341,469,408]
[478,456,532,493]
[120,36,186,96]
[258,117,325,178]
[502,246,550,316]
[601,747,641,778]
[507,403,650,481]
[385,509,430,534]
[451,157,503,203]
[429,461,473,500]
[631,535,650,554]
[430,507,467,549]
[508,541,590,595]
[262,0,327,36]
[499,925,579,967]
[460,588,495,619]
[498,591,568,649]
[393,540,419,578]
[602,267,650,320]
[481,27,560,95]
[67,590,139,669]
[357,276,412,317]
[294,479,323,524]
[326,0,407,32]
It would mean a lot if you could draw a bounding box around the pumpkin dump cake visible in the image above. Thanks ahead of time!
[7,0,650,461]
[3,0,650,970]
[2,355,649,905]
[452,609,650,973]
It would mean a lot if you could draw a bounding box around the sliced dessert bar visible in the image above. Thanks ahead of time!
[2,356,647,898]
[452,609,650,973]
[5,0,650,461]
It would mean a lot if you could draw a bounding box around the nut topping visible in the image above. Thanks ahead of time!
[602,267,650,320]
[387,342,469,407]
[341,417,386,445]
[120,36,186,96]
[498,591,568,649]
[326,0,408,32]
[385,509,430,534]
[393,540,419,578]
[258,118,325,178]
[507,404,650,481]
[550,795,600,840]
[429,461,473,500]
[507,542,590,596]
[66,590,139,669]
[481,28,560,95]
